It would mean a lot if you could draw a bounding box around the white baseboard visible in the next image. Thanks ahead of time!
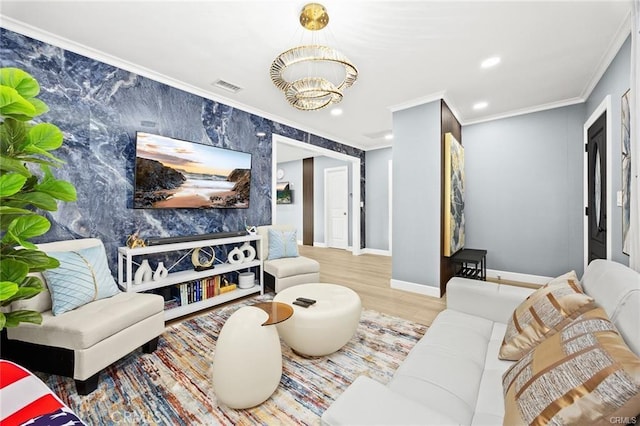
[390,279,441,297]
[313,242,327,248]
[362,248,391,256]
[486,269,550,286]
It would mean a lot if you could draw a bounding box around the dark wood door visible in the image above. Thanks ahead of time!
[587,112,607,263]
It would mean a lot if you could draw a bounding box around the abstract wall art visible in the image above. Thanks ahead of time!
[622,89,631,255]
[444,132,465,257]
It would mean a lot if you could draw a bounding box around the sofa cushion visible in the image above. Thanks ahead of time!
[267,228,299,260]
[43,244,120,315]
[6,292,163,350]
[503,307,640,425]
[263,256,319,279]
[389,310,495,425]
[580,258,640,356]
[499,271,595,360]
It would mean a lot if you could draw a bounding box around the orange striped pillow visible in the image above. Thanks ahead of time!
[503,308,640,425]
[499,271,595,360]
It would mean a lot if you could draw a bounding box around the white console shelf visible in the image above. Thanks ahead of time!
[117,234,263,321]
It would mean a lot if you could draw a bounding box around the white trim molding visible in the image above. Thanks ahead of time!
[390,279,441,298]
[362,248,391,256]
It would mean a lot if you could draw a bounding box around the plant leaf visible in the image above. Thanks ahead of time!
[0,173,27,197]
[0,68,40,99]
[3,215,51,247]
[27,123,63,151]
[0,312,5,329]
[9,191,58,211]
[35,179,77,202]
[4,249,59,272]
[28,98,49,116]
[4,310,42,328]
[0,86,36,118]
[2,286,42,305]
[0,258,29,283]
[0,156,30,177]
[0,206,33,215]
[0,281,19,302]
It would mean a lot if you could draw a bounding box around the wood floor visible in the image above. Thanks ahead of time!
[298,245,446,326]
[171,245,446,326]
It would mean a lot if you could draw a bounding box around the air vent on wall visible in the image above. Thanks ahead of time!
[213,79,243,93]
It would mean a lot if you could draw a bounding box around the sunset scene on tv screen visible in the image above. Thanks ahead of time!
[134,132,251,209]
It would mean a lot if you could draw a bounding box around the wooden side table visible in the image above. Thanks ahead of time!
[451,249,487,281]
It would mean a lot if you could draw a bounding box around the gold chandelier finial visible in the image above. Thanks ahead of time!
[300,3,329,31]
[270,3,358,111]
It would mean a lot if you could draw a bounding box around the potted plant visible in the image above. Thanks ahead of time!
[0,67,77,330]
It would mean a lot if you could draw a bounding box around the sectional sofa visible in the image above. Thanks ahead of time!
[322,259,640,425]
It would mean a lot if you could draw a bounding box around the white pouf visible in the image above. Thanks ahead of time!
[212,306,282,409]
[273,283,362,356]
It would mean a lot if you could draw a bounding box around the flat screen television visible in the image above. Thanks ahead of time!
[134,132,252,209]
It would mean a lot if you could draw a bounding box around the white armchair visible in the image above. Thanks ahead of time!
[256,225,320,293]
[0,238,165,394]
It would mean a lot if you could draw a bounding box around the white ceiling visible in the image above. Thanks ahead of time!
[1,1,632,152]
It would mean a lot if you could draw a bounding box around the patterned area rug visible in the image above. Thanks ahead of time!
[38,294,428,425]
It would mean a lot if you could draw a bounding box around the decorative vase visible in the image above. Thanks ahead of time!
[153,262,169,281]
[134,259,153,284]
[228,247,245,264]
[240,242,256,263]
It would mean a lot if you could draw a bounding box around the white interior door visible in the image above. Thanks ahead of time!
[325,166,349,249]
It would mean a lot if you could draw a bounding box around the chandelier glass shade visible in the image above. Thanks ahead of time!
[270,4,358,111]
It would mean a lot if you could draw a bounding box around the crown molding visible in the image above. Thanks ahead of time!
[0,16,366,152]
[580,10,632,101]
[462,97,585,126]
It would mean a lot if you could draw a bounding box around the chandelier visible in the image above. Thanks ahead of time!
[270,3,358,111]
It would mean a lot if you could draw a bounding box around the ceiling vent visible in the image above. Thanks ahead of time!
[213,79,243,93]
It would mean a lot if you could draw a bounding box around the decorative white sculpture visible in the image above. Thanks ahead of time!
[153,262,168,280]
[134,259,153,284]
[227,247,245,264]
[240,241,256,262]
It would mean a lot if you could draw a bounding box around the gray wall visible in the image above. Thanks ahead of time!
[585,36,631,265]
[275,160,303,240]
[392,100,441,288]
[313,156,353,246]
[463,105,586,277]
[365,148,392,251]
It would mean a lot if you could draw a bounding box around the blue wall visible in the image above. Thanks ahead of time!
[463,104,586,277]
[1,28,365,270]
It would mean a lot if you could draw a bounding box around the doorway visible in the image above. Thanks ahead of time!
[271,134,362,255]
[324,166,349,249]
[583,96,612,272]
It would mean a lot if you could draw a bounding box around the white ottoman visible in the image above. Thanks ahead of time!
[273,283,362,356]
[212,302,293,409]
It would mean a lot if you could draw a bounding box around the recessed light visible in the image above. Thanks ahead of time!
[330,108,343,116]
[473,102,488,110]
[255,131,266,137]
[384,133,393,141]
[481,56,501,69]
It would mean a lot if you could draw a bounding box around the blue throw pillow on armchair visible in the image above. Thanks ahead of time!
[267,229,299,260]
[43,244,120,315]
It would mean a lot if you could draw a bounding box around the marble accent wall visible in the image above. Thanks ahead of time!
[1,28,365,270]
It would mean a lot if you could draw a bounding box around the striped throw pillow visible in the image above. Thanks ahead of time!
[503,307,640,425]
[499,271,595,360]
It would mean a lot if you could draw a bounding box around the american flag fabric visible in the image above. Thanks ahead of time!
[0,360,84,426]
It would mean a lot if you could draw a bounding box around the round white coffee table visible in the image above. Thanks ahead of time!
[273,283,362,356]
